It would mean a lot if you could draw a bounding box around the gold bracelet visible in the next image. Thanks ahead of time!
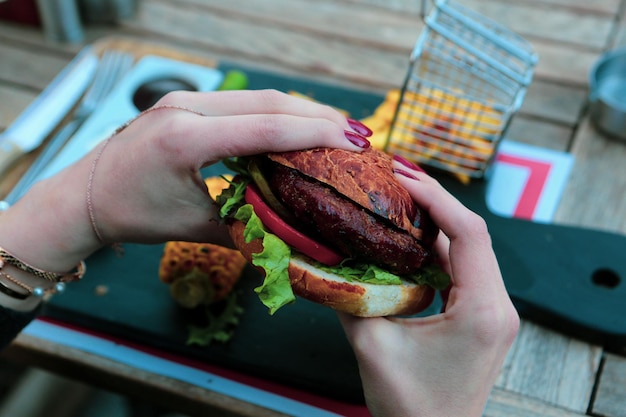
[0,247,85,283]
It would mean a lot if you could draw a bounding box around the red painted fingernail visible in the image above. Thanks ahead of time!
[347,118,373,137]
[344,130,371,148]
[393,154,425,172]
[393,168,420,180]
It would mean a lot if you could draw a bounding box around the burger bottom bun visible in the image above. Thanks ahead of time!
[228,220,435,317]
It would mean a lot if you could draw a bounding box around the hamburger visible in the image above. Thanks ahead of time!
[216,147,449,317]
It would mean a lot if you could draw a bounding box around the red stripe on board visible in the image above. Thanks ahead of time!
[495,154,552,220]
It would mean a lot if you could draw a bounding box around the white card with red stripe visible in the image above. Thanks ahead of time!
[486,140,574,223]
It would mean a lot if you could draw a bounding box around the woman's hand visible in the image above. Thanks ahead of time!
[85,89,371,244]
[338,163,519,417]
[0,89,371,273]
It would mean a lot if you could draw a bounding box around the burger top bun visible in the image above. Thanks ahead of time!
[268,147,428,242]
[228,220,435,317]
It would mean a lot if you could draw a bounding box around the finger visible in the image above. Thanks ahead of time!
[432,233,452,312]
[144,111,371,167]
[434,231,451,273]
[394,168,506,296]
[439,284,452,312]
[336,312,391,350]
[156,89,354,131]
[392,166,477,243]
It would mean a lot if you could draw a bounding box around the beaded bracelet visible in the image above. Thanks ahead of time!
[0,247,85,283]
[0,270,65,299]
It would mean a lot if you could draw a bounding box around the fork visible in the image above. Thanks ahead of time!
[4,50,134,205]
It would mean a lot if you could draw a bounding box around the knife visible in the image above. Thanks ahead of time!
[0,47,98,179]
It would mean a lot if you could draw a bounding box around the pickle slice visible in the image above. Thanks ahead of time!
[247,158,297,224]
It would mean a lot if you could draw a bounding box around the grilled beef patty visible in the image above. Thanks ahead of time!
[268,164,433,275]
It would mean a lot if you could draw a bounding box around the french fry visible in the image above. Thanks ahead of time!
[361,88,502,184]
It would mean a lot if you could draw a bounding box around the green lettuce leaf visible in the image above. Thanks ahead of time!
[413,264,451,290]
[318,261,449,289]
[222,157,250,176]
[233,203,296,314]
[216,178,248,219]
[186,292,245,347]
[250,233,294,314]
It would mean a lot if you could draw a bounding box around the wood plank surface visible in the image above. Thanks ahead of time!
[531,42,599,86]
[139,0,607,87]
[0,334,596,417]
[0,43,69,91]
[348,0,622,17]
[556,117,626,232]
[507,116,573,150]
[124,1,412,89]
[463,0,615,50]
[614,18,626,48]
[495,321,602,413]
[501,0,622,15]
[593,353,626,417]
[0,85,36,132]
[178,0,423,52]
[486,388,589,417]
[121,0,598,124]
[1,0,626,416]
[2,334,290,417]
[519,80,587,126]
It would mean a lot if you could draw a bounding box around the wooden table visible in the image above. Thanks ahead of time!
[1,1,626,416]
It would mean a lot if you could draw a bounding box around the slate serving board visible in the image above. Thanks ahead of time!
[43,62,626,405]
[44,242,369,403]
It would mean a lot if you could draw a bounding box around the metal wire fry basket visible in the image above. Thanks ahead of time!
[387,0,538,179]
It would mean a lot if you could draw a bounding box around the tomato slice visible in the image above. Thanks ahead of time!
[245,185,343,266]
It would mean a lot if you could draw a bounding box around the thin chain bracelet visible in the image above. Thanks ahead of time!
[0,272,30,300]
[86,104,208,244]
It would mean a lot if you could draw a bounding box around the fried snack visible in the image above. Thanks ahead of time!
[205,175,233,200]
[362,88,502,183]
[359,89,403,151]
[159,175,246,309]
[159,241,247,309]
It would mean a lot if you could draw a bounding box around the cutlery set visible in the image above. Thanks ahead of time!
[0,47,98,188]
[0,51,224,207]
[2,50,134,205]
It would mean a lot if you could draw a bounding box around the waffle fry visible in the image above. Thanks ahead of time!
[159,175,246,309]
[159,240,247,308]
